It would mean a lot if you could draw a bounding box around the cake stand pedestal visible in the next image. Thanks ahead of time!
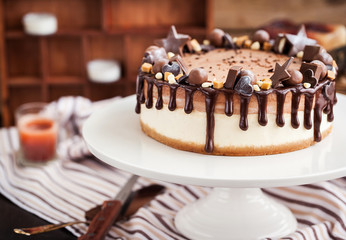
[83,95,346,240]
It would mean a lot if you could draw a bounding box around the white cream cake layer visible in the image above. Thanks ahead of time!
[140,103,332,148]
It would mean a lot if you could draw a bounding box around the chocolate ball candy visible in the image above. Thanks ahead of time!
[311,60,327,79]
[252,30,270,43]
[239,70,257,85]
[152,59,169,74]
[162,62,181,76]
[208,28,225,47]
[188,68,208,85]
[316,52,333,65]
[282,69,303,86]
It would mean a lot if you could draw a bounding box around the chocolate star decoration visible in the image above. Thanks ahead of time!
[285,25,316,56]
[154,25,190,56]
[270,57,293,88]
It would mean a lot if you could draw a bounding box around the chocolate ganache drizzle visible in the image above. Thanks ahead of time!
[136,74,337,153]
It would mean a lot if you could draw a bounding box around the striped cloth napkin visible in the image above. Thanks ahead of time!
[0,96,345,240]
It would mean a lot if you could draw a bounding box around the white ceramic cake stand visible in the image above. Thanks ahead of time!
[82,94,346,240]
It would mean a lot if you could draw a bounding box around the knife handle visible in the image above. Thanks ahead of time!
[78,200,122,240]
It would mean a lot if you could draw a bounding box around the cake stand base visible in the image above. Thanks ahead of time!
[175,188,297,240]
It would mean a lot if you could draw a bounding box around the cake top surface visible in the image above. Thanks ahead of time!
[183,49,302,83]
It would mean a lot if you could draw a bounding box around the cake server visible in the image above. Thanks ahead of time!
[78,174,139,240]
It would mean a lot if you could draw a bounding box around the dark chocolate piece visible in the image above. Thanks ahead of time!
[234,76,253,96]
[252,30,270,43]
[270,57,293,88]
[302,45,321,62]
[201,44,215,52]
[300,62,322,80]
[224,66,242,89]
[223,33,236,50]
[162,62,180,76]
[142,52,154,64]
[311,60,327,80]
[188,68,208,85]
[284,25,317,56]
[273,34,285,53]
[302,69,318,87]
[154,26,190,56]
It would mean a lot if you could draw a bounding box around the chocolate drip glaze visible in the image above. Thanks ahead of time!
[256,93,268,126]
[291,90,301,129]
[240,96,251,130]
[184,88,197,114]
[155,82,164,110]
[304,93,314,129]
[201,88,219,153]
[276,91,288,127]
[223,91,234,116]
[136,75,336,153]
[145,78,154,109]
[168,85,179,111]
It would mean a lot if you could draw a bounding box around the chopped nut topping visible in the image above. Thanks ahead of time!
[212,78,224,89]
[253,84,261,92]
[167,52,175,59]
[256,80,263,87]
[250,41,260,50]
[168,74,177,84]
[235,35,249,47]
[327,70,336,80]
[202,82,213,88]
[260,78,272,90]
[296,51,304,58]
[141,62,153,73]
[243,39,252,48]
[164,72,173,81]
[175,73,183,80]
[303,82,311,88]
[190,39,202,52]
[155,72,163,80]
[262,42,273,51]
[203,39,210,45]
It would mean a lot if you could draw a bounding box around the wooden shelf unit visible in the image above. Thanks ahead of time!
[0,0,213,126]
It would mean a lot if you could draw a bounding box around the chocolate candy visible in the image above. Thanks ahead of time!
[239,69,257,85]
[142,52,154,64]
[316,52,333,65]
[311,60,327,79]
[225,66,243,89]
[284,25,317,56]
[300,62,322,81]
[282,69,303,86]
[170,55,189,74]
[252,30,270,43]
[152,59,169,74]
[302,69,318,87]
[302,45,321,62]
[154,26,190,55]
[234,76,253,96]
[270,57,293,88]
[162,62,181,76]
[188,68,208,85]
[208,28,225,47]
[145,46,168,62]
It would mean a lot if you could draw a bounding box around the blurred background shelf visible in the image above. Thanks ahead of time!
[0,0,213,126]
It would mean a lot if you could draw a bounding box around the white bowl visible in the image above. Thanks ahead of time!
[22,13,57,35]
[87,60,121,83]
